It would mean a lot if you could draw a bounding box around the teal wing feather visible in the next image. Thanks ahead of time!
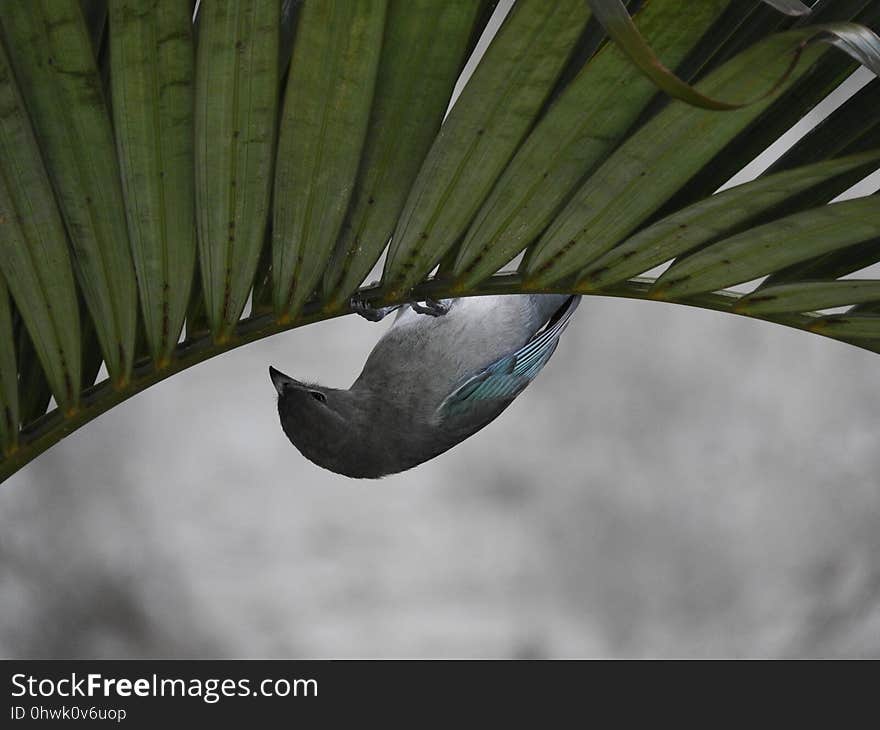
[437,296,580,417]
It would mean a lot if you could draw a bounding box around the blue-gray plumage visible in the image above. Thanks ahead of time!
[269,294,579,478]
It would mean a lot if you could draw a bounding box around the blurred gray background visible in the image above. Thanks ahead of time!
[2,2,880,658]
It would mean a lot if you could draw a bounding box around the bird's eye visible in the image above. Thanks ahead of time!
[309,391,326,403]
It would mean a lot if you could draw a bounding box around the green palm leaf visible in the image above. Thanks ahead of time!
[452,0,731,290]
[382,0,592,298]
[0,36,82,412]
[322,0,491,310]
[0,0,137,387]
[272,0,387,321]
[2,0,880,482]
[809,312,880,338]
[735,279,880,314]
[521,28,829,287]
[195,0,279,342]
[653,196,880,298]
[110,0,195,367]
[578,152,880,289]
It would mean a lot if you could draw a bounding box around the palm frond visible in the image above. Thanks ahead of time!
[1,0,880,482]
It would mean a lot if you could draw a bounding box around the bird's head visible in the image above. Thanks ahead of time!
[269,365,372,477]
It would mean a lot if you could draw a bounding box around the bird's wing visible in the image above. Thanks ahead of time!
[437,295,580,418]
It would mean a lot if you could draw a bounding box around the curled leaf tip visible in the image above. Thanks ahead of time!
[812,22,880,77]
[588,0,880,110]
[586,0,743,110]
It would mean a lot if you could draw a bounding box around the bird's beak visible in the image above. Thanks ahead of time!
[269,365,295,395]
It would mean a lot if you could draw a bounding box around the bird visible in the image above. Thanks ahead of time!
[269,293,580,478]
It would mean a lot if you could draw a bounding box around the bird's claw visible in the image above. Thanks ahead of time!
[410,298,450,317]
[350,292,450,321]
[349,294,400,322]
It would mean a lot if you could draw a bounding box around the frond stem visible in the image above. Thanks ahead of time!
[1,273,874,483]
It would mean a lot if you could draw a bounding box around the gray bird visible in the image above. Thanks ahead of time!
[269,294,579,478]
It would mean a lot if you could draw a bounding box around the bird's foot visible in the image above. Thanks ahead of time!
[410,298,451,317]
[349,294,401,322]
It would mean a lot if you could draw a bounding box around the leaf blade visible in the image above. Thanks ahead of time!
[0,36,83,411]
[452,0,732,289]
[322,0,489,309]
[195,0,279,341]
[653,197,880,298]
[382,0,592,298]
[585,0,752,110]
[735,279,880,314]
[272,0,387,320]
[522,29,828,287]
[111,0,196,366]
[589,0,880,109]
[0,0,137,386]
[809,313,880,339]
[577,151,880,289]
[761,235,880,287]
